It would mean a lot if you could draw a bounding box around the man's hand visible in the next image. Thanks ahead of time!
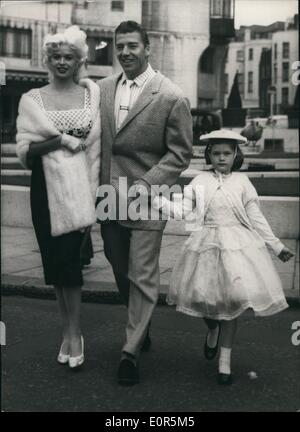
[130,180,152,199]
[278,246,294,262]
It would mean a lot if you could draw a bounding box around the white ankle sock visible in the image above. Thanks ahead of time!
[207,326,219,348]
[218,347,232,374]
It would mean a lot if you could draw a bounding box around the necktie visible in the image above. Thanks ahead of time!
[117,79,134,130]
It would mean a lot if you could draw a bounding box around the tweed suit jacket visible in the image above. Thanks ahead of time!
[97,70,193,230]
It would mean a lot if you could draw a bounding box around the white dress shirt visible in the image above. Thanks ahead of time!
[114,63,156,131]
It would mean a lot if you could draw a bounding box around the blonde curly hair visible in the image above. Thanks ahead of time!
[43,26,89,83]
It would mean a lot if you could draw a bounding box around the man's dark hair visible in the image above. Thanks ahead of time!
[204,140,244,171]
[115,21,150,47]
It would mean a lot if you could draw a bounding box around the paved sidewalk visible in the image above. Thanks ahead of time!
[2,296,300,412]
[1,225,299,303]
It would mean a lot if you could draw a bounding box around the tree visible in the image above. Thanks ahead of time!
[227,72,242,108]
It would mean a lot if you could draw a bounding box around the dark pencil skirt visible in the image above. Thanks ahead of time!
[30,157,86,287]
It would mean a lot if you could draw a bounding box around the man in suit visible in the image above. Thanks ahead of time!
[97,21,193,386]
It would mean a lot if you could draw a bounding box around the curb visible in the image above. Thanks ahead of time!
[1,274,169,306]
[1,275,299,308]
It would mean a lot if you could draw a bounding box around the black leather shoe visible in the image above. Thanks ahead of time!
[141,334,151,352]
[117,359,139,386]
[217,373,233,385]
[204,324,220,360]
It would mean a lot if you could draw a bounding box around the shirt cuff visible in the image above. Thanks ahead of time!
[152,196,171,213]
[269,239,285,256]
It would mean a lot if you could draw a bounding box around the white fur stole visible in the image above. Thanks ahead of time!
[16,78,101,236]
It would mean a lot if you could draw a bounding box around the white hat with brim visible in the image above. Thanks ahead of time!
[200,129,247,144]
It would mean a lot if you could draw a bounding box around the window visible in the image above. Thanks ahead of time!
[283,42,290,59]
[142,0,151,26]
[282,87,289,106]
[211,0,222,16]
[111,1,124,11]
[142,0,160,28]
[274,43,277,60]
[87,37,113,66]
[236,50,244,62]
[210,0,233,18]
[77,1,89,9]
[249,48,253,60]
[222,0,232,18]
[282,62,289,82]
[248,71,253,93]
[0,27,32,59]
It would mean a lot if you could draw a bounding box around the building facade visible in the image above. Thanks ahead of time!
[0,0,130,141]
[197,0,235,110]
[142,0,210,108]
[1,0,235,142]
[272,28,299,113]
[224,17,299,116]
[224,27,274,113]
[259,47,272,114]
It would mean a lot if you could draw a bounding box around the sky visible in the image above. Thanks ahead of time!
[235,0,298,28]
[0,0,298,28]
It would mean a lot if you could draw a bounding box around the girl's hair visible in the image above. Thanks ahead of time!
[204,139,244,171]
[42,25,88,83]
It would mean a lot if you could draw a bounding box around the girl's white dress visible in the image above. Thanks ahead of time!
[157,171,289,320]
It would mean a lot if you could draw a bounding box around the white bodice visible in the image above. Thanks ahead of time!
[28,88,92,139]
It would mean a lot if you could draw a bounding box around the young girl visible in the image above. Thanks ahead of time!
[153,129,294,385]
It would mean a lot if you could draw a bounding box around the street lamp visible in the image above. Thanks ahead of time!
[268,85,276,117]
[267,85,277,150]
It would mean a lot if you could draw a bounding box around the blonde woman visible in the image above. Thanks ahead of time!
[16,26,101,369]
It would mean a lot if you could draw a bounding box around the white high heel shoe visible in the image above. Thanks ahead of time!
[57,342,70,365]
[68,336,84,369]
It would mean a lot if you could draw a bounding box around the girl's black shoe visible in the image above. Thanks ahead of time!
[217,373,233,385]
[204,324,220,360]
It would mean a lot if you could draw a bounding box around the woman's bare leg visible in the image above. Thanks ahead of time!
[54,285,70,355]
[62,286,83,357]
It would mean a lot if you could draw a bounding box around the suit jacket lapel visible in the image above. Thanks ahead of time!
[116,72,164,135]
[103,74,121,137]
